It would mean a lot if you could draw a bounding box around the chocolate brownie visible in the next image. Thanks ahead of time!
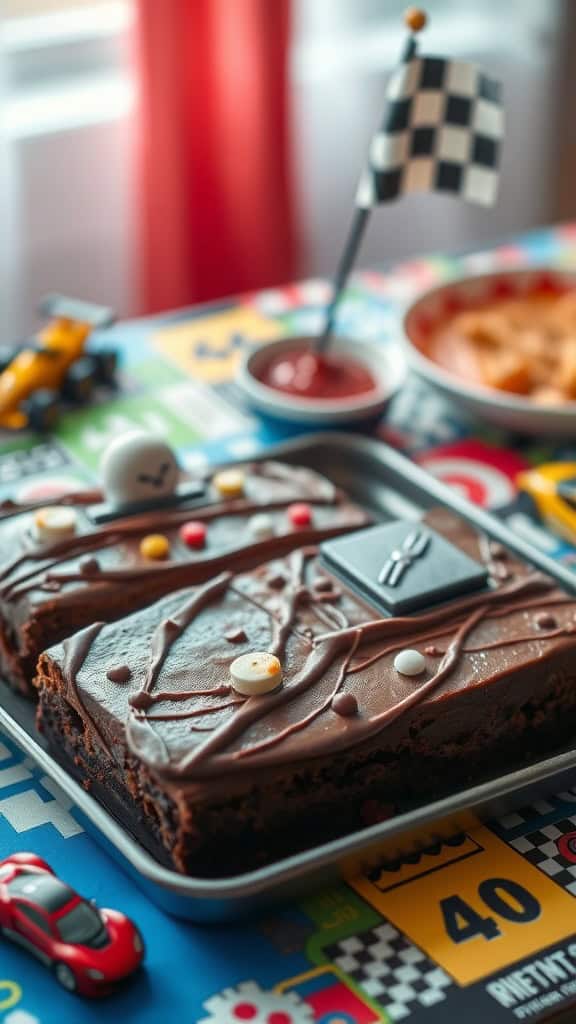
[0,460,367,694]
[35,508,576,876]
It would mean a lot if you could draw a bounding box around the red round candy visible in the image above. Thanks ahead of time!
[180,521,207,549]
[288,502,312,528]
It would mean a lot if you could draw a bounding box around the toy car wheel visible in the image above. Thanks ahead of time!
[22,389,60,432]
[90,348,118,385]
[54,962,77,993]
[61,357,96,403]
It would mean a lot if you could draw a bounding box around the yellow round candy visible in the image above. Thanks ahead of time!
[213,469,245,499]
[140,533,170,560]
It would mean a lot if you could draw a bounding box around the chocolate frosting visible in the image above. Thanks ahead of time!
[38,510,576,793]
[0,461,368,688]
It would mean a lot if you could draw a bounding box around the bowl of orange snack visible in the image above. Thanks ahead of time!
[404,268,576,436]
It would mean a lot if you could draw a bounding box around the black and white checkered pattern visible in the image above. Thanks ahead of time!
[325,921,453,1021]
[509,816,576,895]
[356,56,503,208]
[497,798,561,833]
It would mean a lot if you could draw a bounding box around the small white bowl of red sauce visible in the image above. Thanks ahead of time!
[237,335,405,426]
[404,268,576,437]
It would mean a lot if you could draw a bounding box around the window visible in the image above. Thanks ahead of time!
[56,901,106,945]
[2,0,133,137]
[16,903,52,935]
[5,0,112,13]
[0,0,135,340]
[8,873,75,912]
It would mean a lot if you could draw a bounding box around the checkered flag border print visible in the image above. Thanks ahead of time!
[509,817,576,895]
[325,921,453,1021]
[356,55,503,208]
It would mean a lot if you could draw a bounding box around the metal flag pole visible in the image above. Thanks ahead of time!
[316,7,427,354]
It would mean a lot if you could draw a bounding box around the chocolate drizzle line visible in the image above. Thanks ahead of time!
[141,572,232,697]
[151,571,562,775]
[175,633,353,772]
[228,583,314,649]
[146,685,231,703]
[235,630,362,758]
[433,625,573,656]
[0,489,101,522]
[346,595,576,676]
[3,518,366,604]
[313,573,554,647]
[229,583,569,763]
[143,699,244,723]
[232,547,347,657]
[125,573,241,754]
[60,621,112,757]
[56,530,575,781]
[269,550,307,658]
[0,460,341,592]
[353,605,488,741]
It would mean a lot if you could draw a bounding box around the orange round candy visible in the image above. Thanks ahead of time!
[404,7,427,32]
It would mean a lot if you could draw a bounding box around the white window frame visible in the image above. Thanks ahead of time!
[1,0,134,139]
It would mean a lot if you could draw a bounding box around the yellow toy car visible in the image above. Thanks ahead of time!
[0,295,116,431]
[516,462,576,544]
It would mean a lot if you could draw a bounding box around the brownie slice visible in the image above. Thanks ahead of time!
[0,460,367,694]
[35,509,576,877]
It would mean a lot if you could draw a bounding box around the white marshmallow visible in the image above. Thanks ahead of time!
[100,431,179,508]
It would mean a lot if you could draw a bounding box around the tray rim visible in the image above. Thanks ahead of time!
[3,703,576,901]
[3,430,576,903]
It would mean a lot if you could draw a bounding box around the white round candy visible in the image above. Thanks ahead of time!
[100,431,180,508]
[394,649,426,677]
[248,513,275,541]
[230,652,283,696]
[34,506,77,544]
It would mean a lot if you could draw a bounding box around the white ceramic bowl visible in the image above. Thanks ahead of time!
[237,335,405,426]
[403,268,576,437]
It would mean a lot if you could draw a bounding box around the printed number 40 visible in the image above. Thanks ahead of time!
[440,878,541,945]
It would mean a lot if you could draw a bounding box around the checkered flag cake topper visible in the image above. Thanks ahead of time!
[356,55,504,208]
[318,10,505,347]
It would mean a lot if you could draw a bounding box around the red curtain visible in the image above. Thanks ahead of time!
[134,0,299,314]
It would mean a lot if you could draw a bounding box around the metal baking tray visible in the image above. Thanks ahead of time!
[2,432,576,922]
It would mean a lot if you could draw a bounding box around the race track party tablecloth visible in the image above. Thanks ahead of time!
[2,224,576,1024]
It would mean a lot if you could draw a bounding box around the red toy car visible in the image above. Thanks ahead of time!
[0,853,144,997]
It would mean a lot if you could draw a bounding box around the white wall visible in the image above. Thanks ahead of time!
[1,0,135,340]
[15,117,135,336]
[0,44,20,342]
